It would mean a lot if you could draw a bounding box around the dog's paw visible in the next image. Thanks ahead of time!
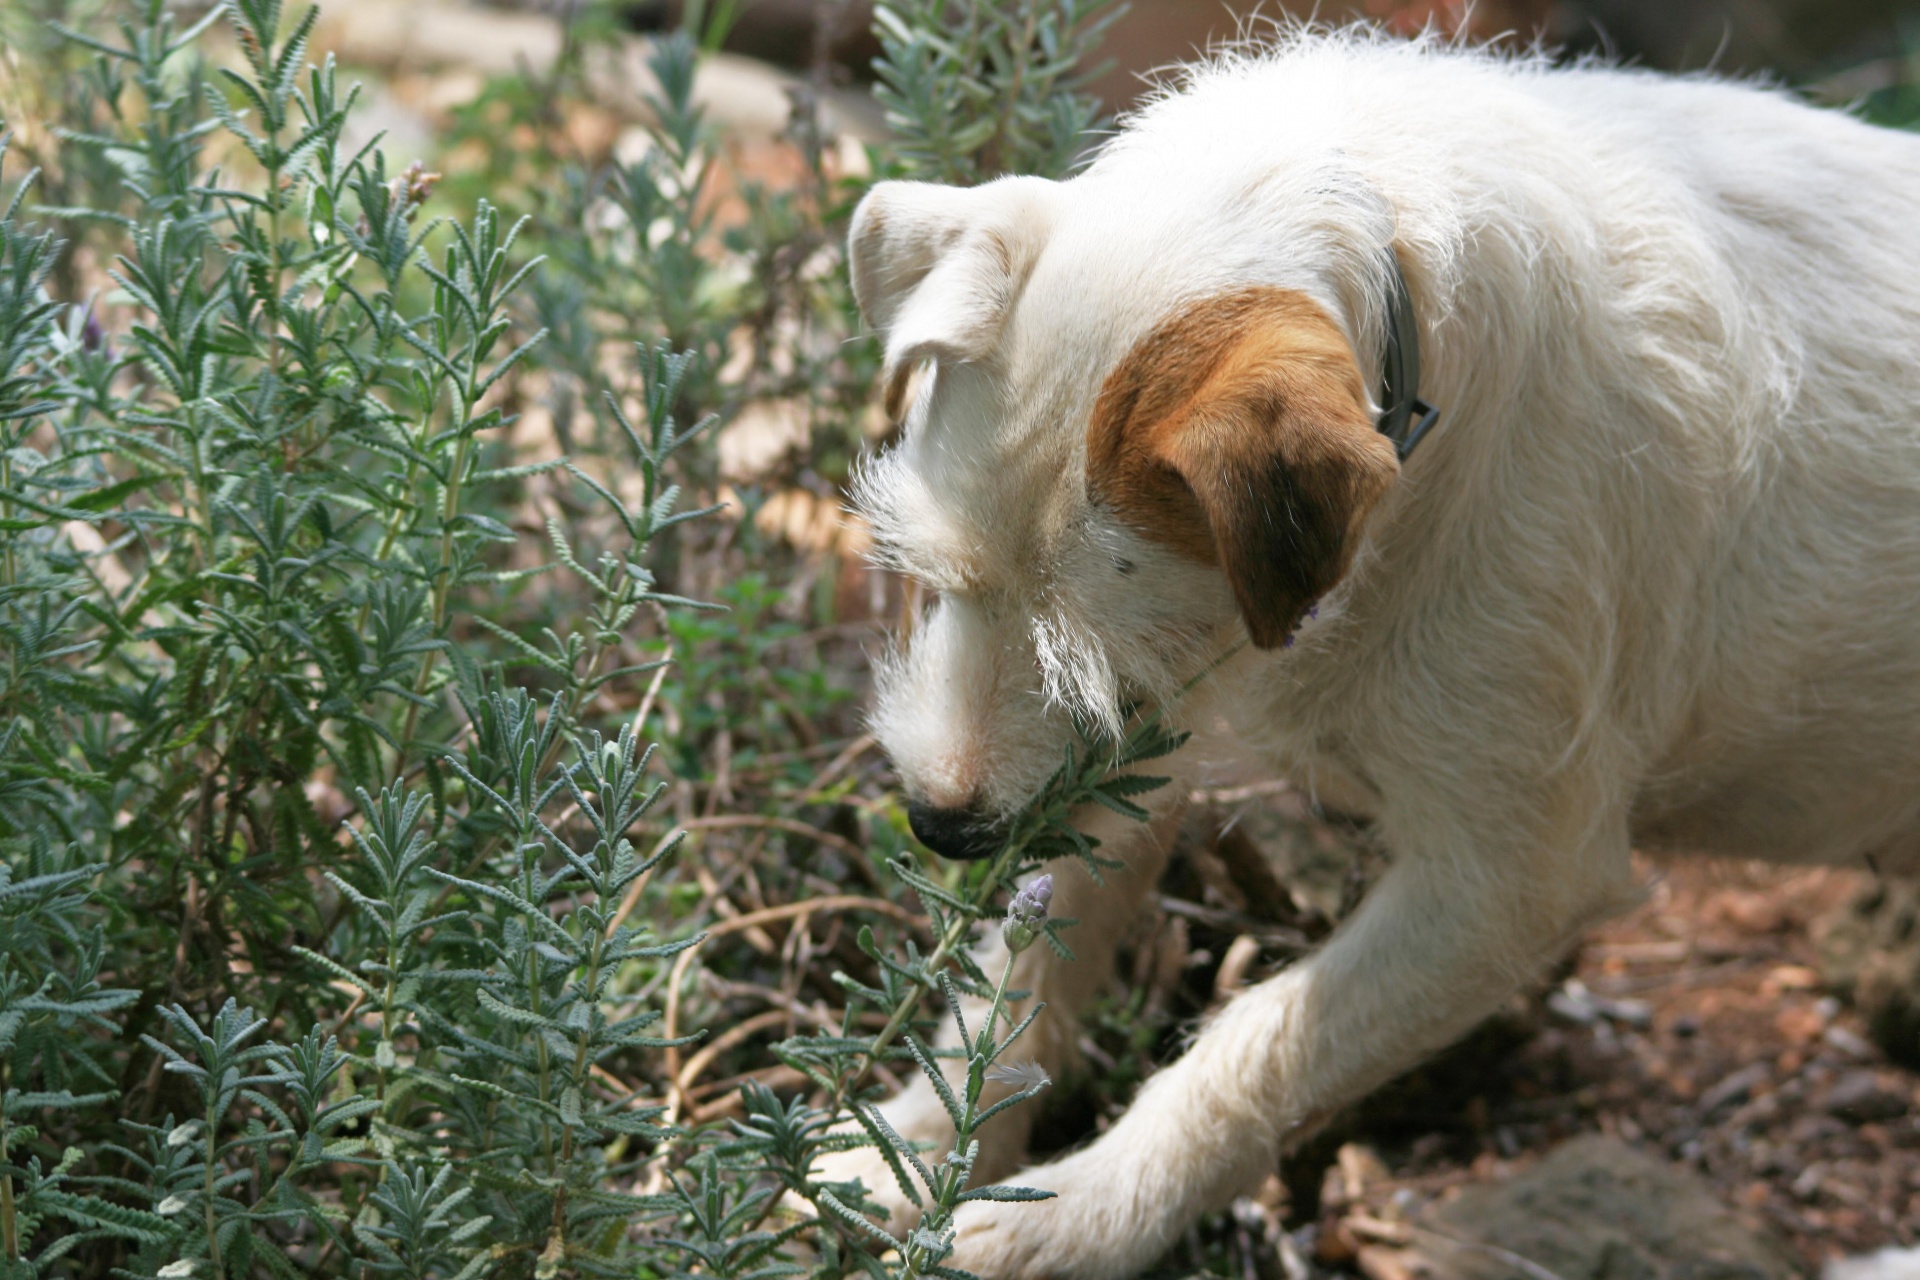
[945,1152,1169,1280]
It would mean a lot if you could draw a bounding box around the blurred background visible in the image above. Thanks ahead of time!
[587,0,1919,116]
[152,0,1917,168]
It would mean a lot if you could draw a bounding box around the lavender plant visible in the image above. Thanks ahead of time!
[835,878,1063,1278]
[0,0,1153,1274]
[0,0,719,1268]
[871,0,1125,184]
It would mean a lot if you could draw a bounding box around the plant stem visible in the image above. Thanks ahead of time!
[394,388,475,763]
[1,1064,17,1263]
[204,1092,224,1276]
[1,450,15,591]
[846,835,1028,1095]
[979,949,1016,1047]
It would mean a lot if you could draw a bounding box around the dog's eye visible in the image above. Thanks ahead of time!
[1113,556,1137,576]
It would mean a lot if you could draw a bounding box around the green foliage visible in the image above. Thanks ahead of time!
[1857,41,1920,131]
[789,714,1185,1099]
[701,715,1184,1280]
[871,0,1125,184]
[443,17,874,481]
[0,0,1147,1275]
[0,0,729,1268]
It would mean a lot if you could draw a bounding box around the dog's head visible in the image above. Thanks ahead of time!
[850,174,1401,859]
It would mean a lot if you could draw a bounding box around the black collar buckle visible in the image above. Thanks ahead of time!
[1377,257,1439,462]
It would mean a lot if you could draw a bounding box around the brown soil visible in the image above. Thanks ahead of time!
[1286,860,1920,1277]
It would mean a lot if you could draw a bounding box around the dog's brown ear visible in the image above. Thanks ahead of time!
[848,177,1057,419]
[1087,288,1401,648]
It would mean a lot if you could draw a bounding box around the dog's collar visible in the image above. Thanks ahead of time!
[1377,257,1440,461]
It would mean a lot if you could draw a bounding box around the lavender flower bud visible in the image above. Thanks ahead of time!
[1002,874,1053,954]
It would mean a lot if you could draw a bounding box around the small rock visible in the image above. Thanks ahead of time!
[1788,1112,1848,1144]
[1824,1069,1910,1123]
[1823,1024,1880,1060]
[1406,1135,1796,1280]
[1548,981,1601,1024]
[1548,978,1653,1027]
[1699,1062,1771,1115]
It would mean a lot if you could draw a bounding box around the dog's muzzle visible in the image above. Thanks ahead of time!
[906,800,1004,862]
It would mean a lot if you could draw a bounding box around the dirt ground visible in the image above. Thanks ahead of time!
[1249,857,1920,1277]
[935,772,1920,1280]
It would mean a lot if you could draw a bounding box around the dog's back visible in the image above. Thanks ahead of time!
[1103,38,1920,873]
[1522,65,1920,872]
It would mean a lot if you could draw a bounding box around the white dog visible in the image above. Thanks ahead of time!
[839,27,1920,1280]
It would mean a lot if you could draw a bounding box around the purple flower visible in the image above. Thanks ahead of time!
[1002,874,1054,954]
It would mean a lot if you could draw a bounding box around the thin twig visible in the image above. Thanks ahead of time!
[661,896,928,1123]
[675,813,870,864]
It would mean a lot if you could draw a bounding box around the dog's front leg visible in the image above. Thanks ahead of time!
[948,809,1638,1280]
[810,799,1186,1229]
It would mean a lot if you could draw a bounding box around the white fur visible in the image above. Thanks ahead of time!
[1828,1248,1920,1280]
[839,27,1920,1279]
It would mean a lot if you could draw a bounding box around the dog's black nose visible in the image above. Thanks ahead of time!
[906,800,1002,862]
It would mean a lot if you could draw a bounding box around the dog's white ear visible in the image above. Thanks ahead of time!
[849,177,1057,419]
[1087,287,1401,648]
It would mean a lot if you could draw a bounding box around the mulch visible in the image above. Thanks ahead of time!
[1289,860,1920,1276]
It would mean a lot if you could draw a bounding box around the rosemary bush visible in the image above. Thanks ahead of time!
[0,0,1142,1275]
[871,0,1123,185]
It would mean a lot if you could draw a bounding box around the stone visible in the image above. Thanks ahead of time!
[1699,1063,1773,1116]
[1823,1070,1910,1124]
[1403,1136,1797,1280]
